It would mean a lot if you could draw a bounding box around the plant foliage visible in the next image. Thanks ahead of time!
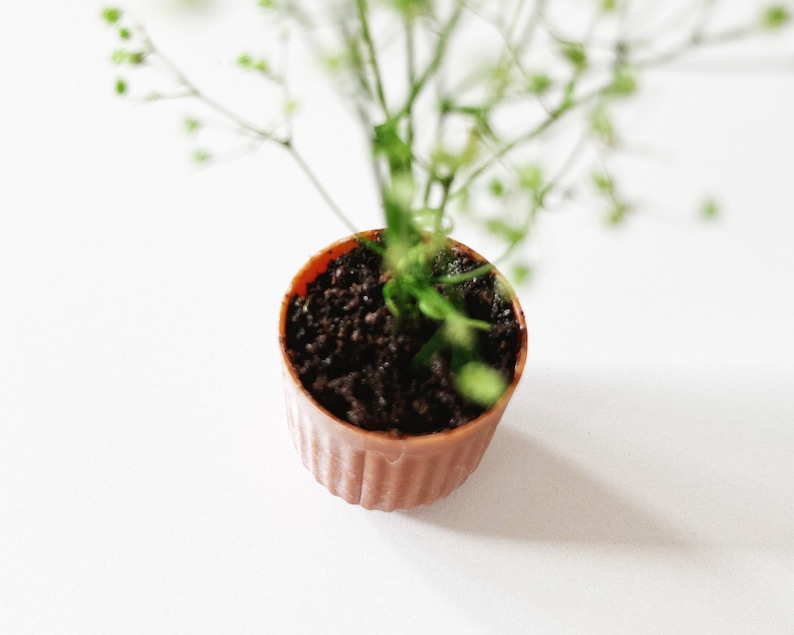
[103,0,793,406]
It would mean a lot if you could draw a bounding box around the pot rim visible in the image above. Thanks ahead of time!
[279,229,528,448]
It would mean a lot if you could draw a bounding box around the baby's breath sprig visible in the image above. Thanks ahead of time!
[103,0,793,407]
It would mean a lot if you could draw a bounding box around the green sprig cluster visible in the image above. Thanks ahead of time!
[102,0,793,407]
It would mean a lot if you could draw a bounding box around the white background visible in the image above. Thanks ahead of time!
[1,1,793,633]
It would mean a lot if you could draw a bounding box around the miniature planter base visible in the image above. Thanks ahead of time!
[279,231,527,511]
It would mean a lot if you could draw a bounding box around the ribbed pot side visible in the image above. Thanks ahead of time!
[279,232,528,512]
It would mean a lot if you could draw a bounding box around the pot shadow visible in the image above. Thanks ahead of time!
[407,426,688,546]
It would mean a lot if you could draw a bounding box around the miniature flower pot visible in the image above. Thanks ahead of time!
[279,231,528,511]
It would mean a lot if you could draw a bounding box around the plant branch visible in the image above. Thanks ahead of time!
[287,144,359,234]
[450,84,603,200]
[399,4,464,118]
[355,0,389,115]
[542,131,591,200]
[123,20,357,233]
[141,34,282,142]
[339,20,378,104]
[405,15,417,163]
[634,27,756,69]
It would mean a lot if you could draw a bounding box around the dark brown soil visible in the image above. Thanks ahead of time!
[284,236,521,436]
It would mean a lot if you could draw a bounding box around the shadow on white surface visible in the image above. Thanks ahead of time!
[406,370,794,551]
[408,427,688,547]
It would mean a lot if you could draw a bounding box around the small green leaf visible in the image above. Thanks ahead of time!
[601,0,617,12]
[111,49,145,65]
[192,149,211,164]
[455,363,508,408]
[606,201,631,225]
[382,279,401,317]
[591,171,614,194]
[485,219,525,244]
[761,6,791,29]
[321,53,345,73]
[237,53,270,74]
[183,117,200,135]
[439,97,454,114]
[389,0,431,19]
[490,60,512,92]
[510,263,533,285]
[118,27,131,41]
[257,0,276,9]
[416,288,453,321]
[560,42,588,73]
[527,72,552,95]
[517,164,543,192]
[605,68,637,97]
[489,178,505,197]
[114,78,127,95]
[590,104,615,145]
[700,198,720,220]
[102,7,122,25]
[430,147,462,172]
[442,314,477,349]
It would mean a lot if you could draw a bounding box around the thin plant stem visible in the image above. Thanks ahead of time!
[405,15,417,165]
[450,84,604,200]
[142,35,280,142]
[287,144,359,234]
[635,27,755,69]
[355,0,389,115]
[399,4,464,119]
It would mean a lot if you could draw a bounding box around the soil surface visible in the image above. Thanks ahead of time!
[284,236,521,436]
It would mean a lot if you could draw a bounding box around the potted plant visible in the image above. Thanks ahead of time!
[101,1,791,510]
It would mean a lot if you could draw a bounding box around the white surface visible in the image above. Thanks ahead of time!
[1,2,793,633]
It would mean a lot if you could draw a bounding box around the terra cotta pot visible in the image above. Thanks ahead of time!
[279,231,527,511]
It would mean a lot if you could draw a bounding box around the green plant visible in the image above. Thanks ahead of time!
[102,0,791,406]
